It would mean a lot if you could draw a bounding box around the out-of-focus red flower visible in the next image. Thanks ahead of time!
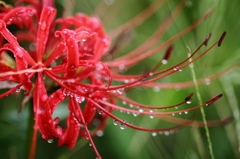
[0,0,232,159]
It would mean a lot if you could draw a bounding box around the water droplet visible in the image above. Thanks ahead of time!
[161,59,168,64]
[205,103,209,106]
[150,115,154,119]
[119,64,125,70]
[139,109,143,112]
[149,72,153,76]
[179,112,182,115]
[116,88,124,95]
[98,110,103,115]
[204,78,211,85]
[164,131,170,136]
[186,100,192,104]
[122,101,127,105]
[133,113,137,117]
[41,94,48,102]
[185,0,192,7]
[16,89,20,92]
[129,104,134,108]
[175,106,178,109]
[152,132,157,136]
[174,67,182,71]
[124,79,129,83]
[184,111,188,114]
[7,18,13,25]
[120,123,126,130]
[104,0,115,5]
[81,38,87,42]
[40,22,47,31]
[172,113,175,116]
[86,136,89,140]
[153,86,160,92]
[96,130,103,137]
[149,109,153,113]
[113,119,119,125]
[89,143,92,146]
[75,96,85,103]
[47,138,54,143]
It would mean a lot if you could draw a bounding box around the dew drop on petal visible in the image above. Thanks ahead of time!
[40,22,47,31]
[41,94,48,102]
[119,64,125,70]
[124,79,129,83]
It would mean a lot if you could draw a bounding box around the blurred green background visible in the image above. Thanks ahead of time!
[0,0,240,159]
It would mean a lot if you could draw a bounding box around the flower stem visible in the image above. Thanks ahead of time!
[187,46,215,159]
[24,99,35,159]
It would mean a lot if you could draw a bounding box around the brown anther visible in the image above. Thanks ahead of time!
[185,93,194,102]
[205,94,223,106]
[203,33,212,46]
[163,45,173,61]
[218,32,226,47]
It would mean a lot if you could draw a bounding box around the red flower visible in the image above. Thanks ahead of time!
[0,1,232,159]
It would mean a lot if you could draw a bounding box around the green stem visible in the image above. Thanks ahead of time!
[187,46,215,159]
[24,99,35,159]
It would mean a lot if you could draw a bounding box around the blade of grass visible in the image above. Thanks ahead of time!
[187,46,215,159]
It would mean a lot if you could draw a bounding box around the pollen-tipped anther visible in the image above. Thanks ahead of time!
[185,93,193,103]
[205,94,223,106]
[163,45,173,61]
[203,33,212,46]
[218,32,226,47]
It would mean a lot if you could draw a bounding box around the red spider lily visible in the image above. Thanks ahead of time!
[0,1,234,159]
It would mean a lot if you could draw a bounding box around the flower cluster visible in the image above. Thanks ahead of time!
[0,0,232,159]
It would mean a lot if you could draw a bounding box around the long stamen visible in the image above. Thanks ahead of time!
[98,94,222,116]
